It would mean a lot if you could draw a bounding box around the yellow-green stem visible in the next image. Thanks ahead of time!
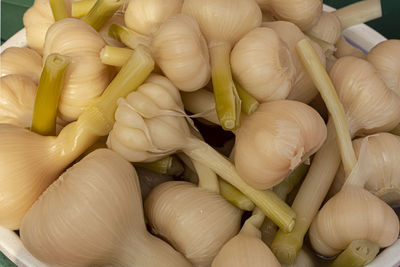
[271,120,341,264]
[81,0,123,31]
[184,138,295,232]
[219,179,255,211]
[331,240,380,267]
[296,39,356,178]
[108,24,151,50]
[135,156,183,176]
[193,159,220,194]
[50,0,69,21]
[100,45,133,66]
[334,0,382,29]
[31,53,71,136]
[235,81,259,115]
[210,42,241,130]
[72,0,97,17]
[91,46,154,125]
[273,162,311,200]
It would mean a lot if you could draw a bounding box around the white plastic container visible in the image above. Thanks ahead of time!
[0,4,399,267]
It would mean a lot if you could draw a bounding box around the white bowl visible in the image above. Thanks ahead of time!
[0,4,399,267]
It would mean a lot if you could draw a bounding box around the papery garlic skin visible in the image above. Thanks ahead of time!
[0,47,42,83]
[309,185,399,257]
[263,21,326,103]
[43,18,112,122]
[367,39,400,94]
[151,14,210,92]
[234,100,327,190]
[329,56,400,136]
[145,181,242,266]
[0,75,37,128]
[107,75,191,162]
[21,149,191,267]
[231,27,296,102]
[266,0,322,30]
[306,12,342,45]
[23,0,73,53]
[125,0,183,36]
[332,133,400,205]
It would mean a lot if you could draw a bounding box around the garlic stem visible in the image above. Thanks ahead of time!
[273,161,310,200]
[296,39,356,177]
[108,23,151,49]
[50,0,69,21]
[331,240,380,267]
[235,81,259,115]
[31,53,71,136]
[271,120,341,264]
[92,46,154,124]
[219,179,255,211]
[100,45,133,66]
[184,137,295,232]
[246,207,265,231]
[72,0,97,17]
[193,159,220,194]
[81,0,123,31]
[333,0,382,29]
[135,156,183,176]
[210,42,241,130]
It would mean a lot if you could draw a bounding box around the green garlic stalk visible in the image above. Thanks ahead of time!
[81,0,123,31]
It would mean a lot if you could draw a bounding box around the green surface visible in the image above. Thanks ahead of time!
[0,0,399,266]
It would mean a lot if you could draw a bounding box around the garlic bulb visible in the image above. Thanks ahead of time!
[0,75,37,128]
[263,0,322,30]
[21,149,191,267]
[43,18,112,122]
[0,47,42,83]
[366,39,400,94]
[234,100,327,190]
[263,21,326,103]
[231,27,296,102]
[332,133,400,205]
[212,208,280,267]
[306,12,342,45]
[329,56,400,136]
[182,0,262,129]
[145,181,241,266]
[125,0,183,36]
[23,0,73,53]
[107,75,296,233]
[151,14,210,92]
[309,185,399,257]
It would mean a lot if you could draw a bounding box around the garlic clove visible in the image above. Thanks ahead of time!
[20,149,191,267]
[151,14,210,92]
[145,181,242,266]
[366,39,400,95]
[231,27,296,102]
[334,35,365,59]
[329,56,400,136]
[309,185,399,257]
[0,75,37,128]
[234,100,327,190]
[124,0,183,36]
[0,47,42,83]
